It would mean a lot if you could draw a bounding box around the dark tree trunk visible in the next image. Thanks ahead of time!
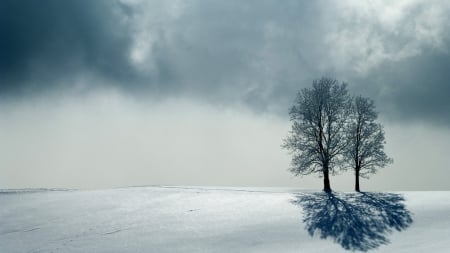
[323,166,332,192]
[355,167,360,192]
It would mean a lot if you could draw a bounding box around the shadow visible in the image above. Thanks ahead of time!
[291,192,413,251]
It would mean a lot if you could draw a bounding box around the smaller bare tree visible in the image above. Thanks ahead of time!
[345,96,393,192]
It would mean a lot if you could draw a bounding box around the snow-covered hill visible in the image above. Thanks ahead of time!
[1,186,449,252]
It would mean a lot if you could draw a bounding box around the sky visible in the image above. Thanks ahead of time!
[1,0,450,191]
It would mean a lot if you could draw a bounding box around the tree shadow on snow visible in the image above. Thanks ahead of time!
[291,192,413,251]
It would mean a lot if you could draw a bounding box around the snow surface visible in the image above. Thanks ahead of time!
[0,186,449,252]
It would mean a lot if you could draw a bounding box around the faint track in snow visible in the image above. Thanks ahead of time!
[0,227,41,236]
[104,227,132,235]
[145,185,304,194]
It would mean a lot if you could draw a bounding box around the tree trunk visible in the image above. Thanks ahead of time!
[323,166,332,192]
[355,167,360,192]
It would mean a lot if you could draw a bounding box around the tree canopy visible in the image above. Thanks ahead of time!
[283,77,392,192]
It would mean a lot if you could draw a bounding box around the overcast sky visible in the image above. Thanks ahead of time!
[1,0,450,190]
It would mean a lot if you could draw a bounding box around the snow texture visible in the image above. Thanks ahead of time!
[0,186,449,252]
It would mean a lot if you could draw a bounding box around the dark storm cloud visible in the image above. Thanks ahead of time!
[0,0,329,107]
[357,51,450,126]
[1,0,450,126]
[0,0,136,95]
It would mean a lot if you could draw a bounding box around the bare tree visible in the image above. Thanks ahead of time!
[345,96,393,192]
[283,78,351,192]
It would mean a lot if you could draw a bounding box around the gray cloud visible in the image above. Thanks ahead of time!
[0,0,136,95]
[352,51,450,126]
[124,0,331,110]
[1,0,450,125]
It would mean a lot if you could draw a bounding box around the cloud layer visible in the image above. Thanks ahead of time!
[1,0,450,124]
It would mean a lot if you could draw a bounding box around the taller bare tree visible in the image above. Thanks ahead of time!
[345,96,393,192]
[283,78,351,192]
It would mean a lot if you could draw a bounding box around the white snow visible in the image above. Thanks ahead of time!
[0,186,449,252]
